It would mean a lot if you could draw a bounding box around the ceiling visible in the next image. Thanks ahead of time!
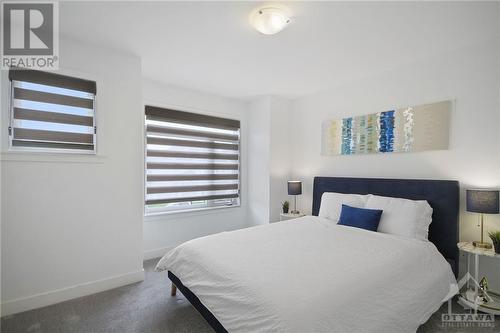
[60,1,499,99]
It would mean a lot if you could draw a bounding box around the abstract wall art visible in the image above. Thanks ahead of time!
[321,100,451,156]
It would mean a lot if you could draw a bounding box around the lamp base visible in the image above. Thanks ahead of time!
[473,241,493,249]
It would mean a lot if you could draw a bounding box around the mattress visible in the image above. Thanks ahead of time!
[156,216,457,333]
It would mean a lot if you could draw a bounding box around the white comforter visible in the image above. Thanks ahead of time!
[156,216,457,333]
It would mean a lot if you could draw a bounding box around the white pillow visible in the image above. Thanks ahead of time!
[318,192,368,222]
[364,194,433,240]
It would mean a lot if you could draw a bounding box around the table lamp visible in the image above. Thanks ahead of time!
[288,180,302,214]
[466,189,499,249]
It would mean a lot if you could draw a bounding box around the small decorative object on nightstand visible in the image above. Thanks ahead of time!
[281,201,289,214]
[489,230,500,254]
[280,212,305,221]
[466,189,499,249]
[287,180,302,214]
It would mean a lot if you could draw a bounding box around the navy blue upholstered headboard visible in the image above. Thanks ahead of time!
[312,177,460,275]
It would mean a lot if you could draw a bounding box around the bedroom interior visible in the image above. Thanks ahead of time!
[1,1,499,333]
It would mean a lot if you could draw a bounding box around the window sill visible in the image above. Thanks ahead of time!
[0,151,107,164]
[144,204,242,222]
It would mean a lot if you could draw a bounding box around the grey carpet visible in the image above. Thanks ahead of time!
[1,259,212,333]
[1,259,498,333]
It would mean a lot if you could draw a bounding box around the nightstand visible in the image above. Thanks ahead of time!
[279,213,305,221]
[457,242,500,315]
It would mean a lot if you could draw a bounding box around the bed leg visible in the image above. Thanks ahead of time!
[171,283,177,296]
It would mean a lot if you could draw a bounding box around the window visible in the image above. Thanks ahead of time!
[145,106,240,214]
[8,68,97,153]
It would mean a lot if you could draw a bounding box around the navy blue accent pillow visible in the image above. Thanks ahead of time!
[338,204,383,232]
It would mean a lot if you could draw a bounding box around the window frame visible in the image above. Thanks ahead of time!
[143,105,241,217]
[8,70,97,155]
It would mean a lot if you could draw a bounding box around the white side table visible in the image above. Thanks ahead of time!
[279,213,305,221]
[457,241,500,315]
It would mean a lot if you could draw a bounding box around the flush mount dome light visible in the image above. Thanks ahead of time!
[251,7,290,35]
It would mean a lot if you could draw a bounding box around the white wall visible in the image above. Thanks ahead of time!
[247,98,271,226]
[290,39,500,287]
[0,39,144,315]
[247,97,293,225]
[142,79,251,260]
[269,98,292,222]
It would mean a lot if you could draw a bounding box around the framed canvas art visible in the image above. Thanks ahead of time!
[321,100,451,155]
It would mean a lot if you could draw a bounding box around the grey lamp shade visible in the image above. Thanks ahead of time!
[288,181,302,195]
[466,189,499,214]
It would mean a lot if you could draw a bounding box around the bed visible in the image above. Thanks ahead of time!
[156,177,460,333]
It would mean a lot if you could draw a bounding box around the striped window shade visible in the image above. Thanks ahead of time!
[8,68,97,153]
[145,106,241,214]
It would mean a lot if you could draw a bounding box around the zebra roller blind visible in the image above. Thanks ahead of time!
[9,68,97,153]
[145,106,240,214]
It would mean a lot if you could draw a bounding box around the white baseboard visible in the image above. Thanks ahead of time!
[1,269,145,317]
[143,246,174,261]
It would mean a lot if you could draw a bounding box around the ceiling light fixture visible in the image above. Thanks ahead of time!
[251,7,290,35]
